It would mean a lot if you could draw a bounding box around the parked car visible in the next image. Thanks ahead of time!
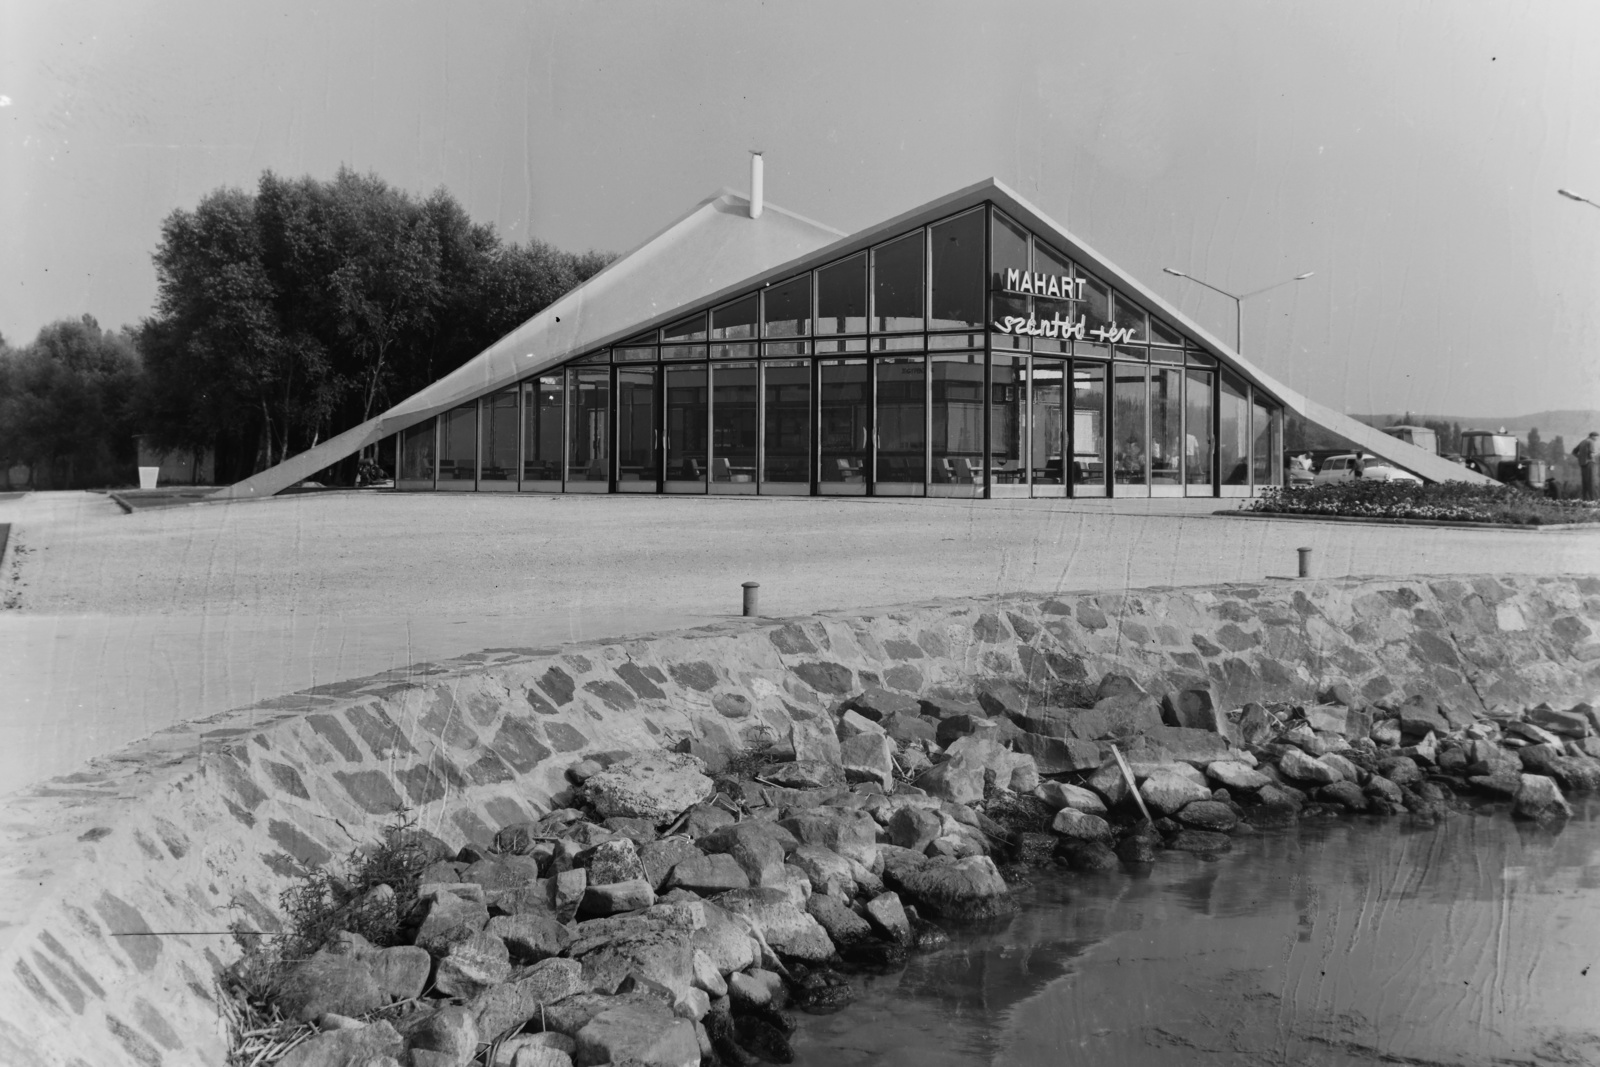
[1312,453,1423,486]
[1285,452,1315,487]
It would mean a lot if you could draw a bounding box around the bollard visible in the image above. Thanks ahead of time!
[1297,547,1313,579]
[742,581,760,617]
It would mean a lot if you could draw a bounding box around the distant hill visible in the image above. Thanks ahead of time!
[1354,410,1600,440]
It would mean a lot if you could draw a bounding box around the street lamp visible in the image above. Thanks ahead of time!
[1558,188,1600,210]
[1161,267,1314,355]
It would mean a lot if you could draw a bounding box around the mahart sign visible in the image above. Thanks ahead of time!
[991,267,1138,343]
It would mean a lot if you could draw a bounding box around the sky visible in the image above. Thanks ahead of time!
[3,0,1599,419]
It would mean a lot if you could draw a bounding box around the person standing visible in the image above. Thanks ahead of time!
[1575,431,1599,500]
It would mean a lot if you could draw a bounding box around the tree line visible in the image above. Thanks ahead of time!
[0,168,612,488]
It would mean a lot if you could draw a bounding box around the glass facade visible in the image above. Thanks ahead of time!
[388,201,1285,500]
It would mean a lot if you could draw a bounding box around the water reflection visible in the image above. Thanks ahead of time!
[793,799,1600,1067]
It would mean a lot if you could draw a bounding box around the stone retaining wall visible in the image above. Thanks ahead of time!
[1,573,1597,1066]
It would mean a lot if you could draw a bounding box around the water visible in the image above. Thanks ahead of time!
[794,799,1600,1067]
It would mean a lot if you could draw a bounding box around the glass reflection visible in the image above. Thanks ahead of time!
[480,387,519,482]
[1030,357,1066,485]
[930,210,985,330]
[873,232,925,333]
[399,418,435,483]
[1220,371,1250,485]
[931,354,984,485]
[1151,367,1183,485]
[566,367,609,482]
[665,363,707,485]
[1113,362,1148,485]
[820,359,869,485]
[616,365,658,485]
[875,356,926,484]
[1253,394,1280,486]
[1186,369,1214,488]
[763,276,810,338]
[817,254,867,335]
[1072,361,1107,491]
[990,354,1026,484]
[522,375,563,482]
[439,402,477,482]
[712,362,758,484]
[762,361,811,484]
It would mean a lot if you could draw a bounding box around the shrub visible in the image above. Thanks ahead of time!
[1244,480,1600,526]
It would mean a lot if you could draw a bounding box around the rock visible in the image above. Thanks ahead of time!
[1034,781,1107,814]
[789,845,855,898]
[580,838,648,886]
[580,879,657,917]
[887,805,943,852]
[508,1043,574,1067]
[585,752,714,821]
[837,709,887,739]
[1377,756,1422,787]
[1175,800,1238,832]
[1507,720,1566,747]
[1513,774,1572,821]
[864,891,912,945]
[681,805,736,840]
[638,838,700,891]
[763,759,844,789]
[1164,687,1222,732]
[414,891,492,955]
[1247,784,1302,829]
[715,887,836,962]
[553,868,587,922]
[1319,680,1359,707]
[602,816,660,843]
[839,732,896,791]
[847,686,924,721]
[885,714,939,746]
[666,853,751,895]
[698,822,795,887]
[914,761,985,804]
[410,1005,481,1062]
[1059,841,1120,871]
[1206,760,1270,792]
[805,893,872,945]
[1468,769,1523,797]
[1115,834,1157,864]
[727,971,774,1010]
[1525,705,1590,739]
[780,809,881,867]
[1370,719,1403,747]
[487,913,571,965]
[575,1000,702,1067]
[1085,760,1131,806]
[1320,753,1362,783]
[434,933,512,999]
[688,900,757,975]
[689,949,727,997]
[1012,732,1103,775]
[277,1021,405,1067]
[1316,781,1367,810]
[1237,703,1273,747]
[1167,830,1233,855]
[472,959,588,1038]
[567,759,604,784]
[1139,770,1212,816]
[464,854,545,892]
[1278,747,1339,785]
[1095,673,1148,705]
[275,947,388,1024]
[1398,696,1450,738]
[1363,775,1404,805]
[880,851,1015,923]
[1050,808,1113,841]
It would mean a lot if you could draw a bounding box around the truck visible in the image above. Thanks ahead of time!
[1460,429,1548,489]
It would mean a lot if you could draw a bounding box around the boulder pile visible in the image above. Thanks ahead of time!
[260,678,1599,1067]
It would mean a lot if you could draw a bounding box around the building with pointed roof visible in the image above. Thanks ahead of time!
[217,175,1485,502]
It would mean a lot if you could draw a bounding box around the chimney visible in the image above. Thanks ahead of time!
[749,152,764,219]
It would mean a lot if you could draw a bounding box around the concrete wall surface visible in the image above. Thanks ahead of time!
[0,573,1596,1066]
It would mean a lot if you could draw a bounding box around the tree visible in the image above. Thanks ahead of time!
[138,168,614,483]
[1527,426,1542,458]
[1549,434,1566,463]
[0,315,141,487]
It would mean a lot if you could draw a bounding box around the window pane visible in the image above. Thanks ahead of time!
[617,365,658,484]
[990,354,1026,483]
[991,210,1030,288]
[872,232,924,332]
[816,254,867,335]
[1151,316,1184,347]
[763,276,811,338]
[567,367,609,482]
[711,295,758,340]
[1150,366,1183,485]
[400,418,435,482]
[615,346,656,363]
[663,312,707,343]
[523,375,564,481]
[930,211,985,330]
[662,344,708,361]
[481,387,519,481]
[931,353,984,485]
[1112,363,1148,485]
[1252,394,1280,486]
[439,402,477,481]
[875,355,926,481]
[1080,272,1111,336]
[1219,371,1249,484]
[1186,369,1214,486]
[1071,361,1106,489]
[665,363,707,482]
[1033,244,1076,355]
[762,361,811,483]
[1029,357,1066,485]
[819,359,869,482]
[1112,292,1147,342]
[712,362,758,482]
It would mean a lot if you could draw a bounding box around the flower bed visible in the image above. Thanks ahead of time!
[1243,480,1600,526]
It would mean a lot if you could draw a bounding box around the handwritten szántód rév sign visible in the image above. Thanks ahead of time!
[991,268,1139,343]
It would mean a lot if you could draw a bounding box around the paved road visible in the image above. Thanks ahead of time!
[1,489,1594,793]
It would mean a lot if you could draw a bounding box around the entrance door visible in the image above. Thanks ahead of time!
[1111,361,1149,498]
[1070,360,1107,496]
[710,362,758,495]
[664,363,708,493]
[873,355,926,496]
[1029,357,1067,497]
[760,360,811,495]
[616,365,659,493]
[819,359,869,495]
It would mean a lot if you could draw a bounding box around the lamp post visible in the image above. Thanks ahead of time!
[1558,188,1600,210]
[1161,267,1314,355]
